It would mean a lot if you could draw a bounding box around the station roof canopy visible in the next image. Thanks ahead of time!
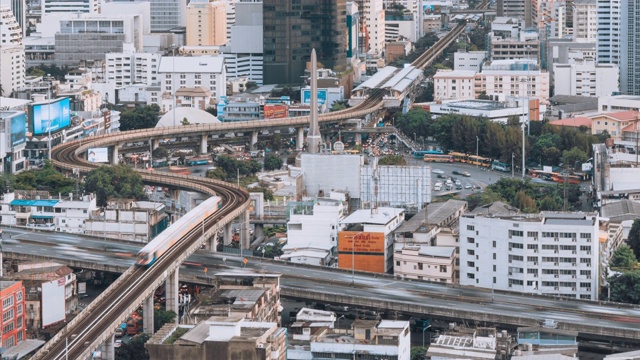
[352,66,398,93]
[380,65,423,94]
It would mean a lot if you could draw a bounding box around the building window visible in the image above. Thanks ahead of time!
[2,296,13,310]
[467,225,474,231]
[418,263,423,270]
[440,265,447,273]
[467,273,475,279]
[396,261,400,266]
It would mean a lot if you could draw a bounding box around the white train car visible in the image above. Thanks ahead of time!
[136,196,222,266]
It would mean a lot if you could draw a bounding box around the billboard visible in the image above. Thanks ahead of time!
[10,112,26,146]
[30,98,71,135]
[423,4,443,14]
[88,147,109,163]
[42,278,66,328]
[302,89,328,105]
[338,231,385,253]
[264,104,288,119]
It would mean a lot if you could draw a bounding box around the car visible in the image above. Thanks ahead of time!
[114,340,123,348]
[456,185,462,190]
[452,170,462,175]
[437,174,446,179]
[432,169,445,175]
[465,184,472,189]
[462,171,471,177]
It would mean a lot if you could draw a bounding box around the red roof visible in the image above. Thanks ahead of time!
[549,116,591,128]
[600,110,640,121]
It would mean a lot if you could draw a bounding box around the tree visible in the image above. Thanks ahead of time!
[115,333,150,360]
[597,130,611,143]
[84,165,146,206]
[152,148,169,159]
[627,219,640,260]
[181,117,190,125]
[119,104,160,131]
[263,154,283,171]
[14,161,75,195]
[608,270,640,304]
[378,155,406,165]
[205,107,217,117]
[562,147,589,168]
[330,100,348,112]
[411,347,427,360]
[610,245,638,270]
[153,309,176,332]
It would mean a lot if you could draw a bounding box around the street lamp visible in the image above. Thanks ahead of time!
[475,136,479,168]
[511,152,515,178]
[171,44,176,127]
[522,122,526,179]
[47,74,52,161]
[337,314,345,330]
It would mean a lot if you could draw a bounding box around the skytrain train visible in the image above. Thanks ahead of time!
[136,196,222,266]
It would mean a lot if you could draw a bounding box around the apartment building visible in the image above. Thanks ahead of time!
[0,5,22,45]
[186,0,226,46]
[454,50,487,72]
[553,60,619,97]
[459,212,599,300]
[105,51,160,87]
[590,110,638,140]
[393,245,456,283]
[596,0,621,65]
[433,70,476,100]
[158,56,226,103]
[0,281,26,349]
[573,0,597,43]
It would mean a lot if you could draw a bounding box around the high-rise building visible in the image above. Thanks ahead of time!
[221,0,263,84]
[1,0,25,37]
[620,0,640,95]
[149,0,187,32]
[573,0,597,43]
[41,0,100,14]
[0,44,25,96]
[105,50,160,87]
[362,0,385,56]
[0,281,27,349]
[0,5,22,45]
[596,0,621,64]
[262,0,347,84]
[186,0,226,46]
[497,0,537,27]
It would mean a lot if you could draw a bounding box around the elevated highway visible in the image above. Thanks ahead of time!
[33,2,490,359]
[6,229,640,344]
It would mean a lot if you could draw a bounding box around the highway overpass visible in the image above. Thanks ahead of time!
[6,228,640,344]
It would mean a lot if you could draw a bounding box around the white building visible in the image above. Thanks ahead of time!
[309,320,410,360]
[219,0,263,84]
[573,0,597,43]
[41,0,99,15]
[85,200,169,242]
[105,50,160,87]
[53,194,97,233]
[0,5,21,45]
[429,97,543,123]
[597,94,640,112]
[385,16,416,43]
[393,244,456,283]
[454,50,487,72]
[433,69,476,101]
[596,0,621,64]
[479,60,550,103]
[1,44,25,97]
[282,198,345,266]
[363,0,385,56]
[158,56,226,103]
[553,60,618,97]
[459,212,600,300]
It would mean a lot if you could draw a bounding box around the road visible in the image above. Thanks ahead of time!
[4,227,640,338]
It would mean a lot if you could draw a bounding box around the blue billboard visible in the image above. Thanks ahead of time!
[30,98,71,135]
[302,89,327,105]
[11,113,26,146]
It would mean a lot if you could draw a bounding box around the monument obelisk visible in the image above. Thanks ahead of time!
[307,48,321,154]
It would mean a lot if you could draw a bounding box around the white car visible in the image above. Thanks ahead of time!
[432,169,445,175]
[465,184,472,189]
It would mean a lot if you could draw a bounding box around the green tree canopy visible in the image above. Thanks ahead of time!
[153,309,176,332]
[119,104,160,131]
[610,245,638,270]
[84,165,146,206]
[628,219,640,260]
[378,155,406,165]
[115,333,150,360]
[562,147,589,168]
[14,161,75,195]
[608,270,640,304]
[263,154,283,171]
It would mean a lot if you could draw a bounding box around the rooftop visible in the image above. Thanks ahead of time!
[435,99,517,111]
[433,69,477,78]
[549,116,591,128]
[10,199,59,207]
[597,110,639,122]
[341,207,404,226]
[158,56,224,74]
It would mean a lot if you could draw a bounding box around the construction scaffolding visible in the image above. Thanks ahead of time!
[360,164,432,211]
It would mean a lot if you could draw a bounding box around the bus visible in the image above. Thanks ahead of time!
[467,155,492,168]
[448,151,469,163]
[491,160,511,172]
[551,173,581,185]
[424,154,454,163]
[413,149,444,158]
[188,158,210,166]
[168,166,190,175]
[530,170,555,181]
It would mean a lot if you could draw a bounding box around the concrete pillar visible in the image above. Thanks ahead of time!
[254,223,264,240]
[165,269,179,319]
[296,127,304,151]
[103,334,115,360]
[240,209,251,251]
[250,131,259,151]
[200,135,208,155]
[143,295,154,334]
[111,145,119,165]
[356,132,362,147]
[208,233,218,252]
[152,139,160,150]
[223,223,233,246]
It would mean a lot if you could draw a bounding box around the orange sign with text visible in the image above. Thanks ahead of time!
[264,104,288,119]
[338,231,385,253]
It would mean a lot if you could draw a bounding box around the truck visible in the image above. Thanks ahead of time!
[434,181,442,191]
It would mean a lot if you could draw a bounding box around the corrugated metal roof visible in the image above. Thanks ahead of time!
[353,66,398,92]
[10,199,59,207]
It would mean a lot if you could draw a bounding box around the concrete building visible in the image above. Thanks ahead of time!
[385,40,412,64]
[158,56,226,103]
[309,319,410,360]
[497,0,537,27]
[281,197,345,266]
[460,211,600,300]
[54,15,144,67]
[573,0,597,43]
[53,194,97,233]
[590,110,638,140]
[219,0,263,84]
[85,199,169,242]
[454,50,487,72]
[174,86,214,110]
[360,164,432,210]
[596,0,621,65]
[262,0,346,84]
[105,50,160,88]
[0,5,22,45]
[393,244,456,283]
[385,12,415,43]
[427,328,501,359]
[0,44,25,97]
[598,95,640,113]
[553,60,619,97]
[186,0,226,47]
[620,0,640,95]
[148,0,187,32]
[429,97,542,123]
[433,69,476,101]
[41,0,99,15]
[145,316,287,360]
[338,207,405,273]
[478,60,550,103]
[362,0,385,56]
[0,280,26,349]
